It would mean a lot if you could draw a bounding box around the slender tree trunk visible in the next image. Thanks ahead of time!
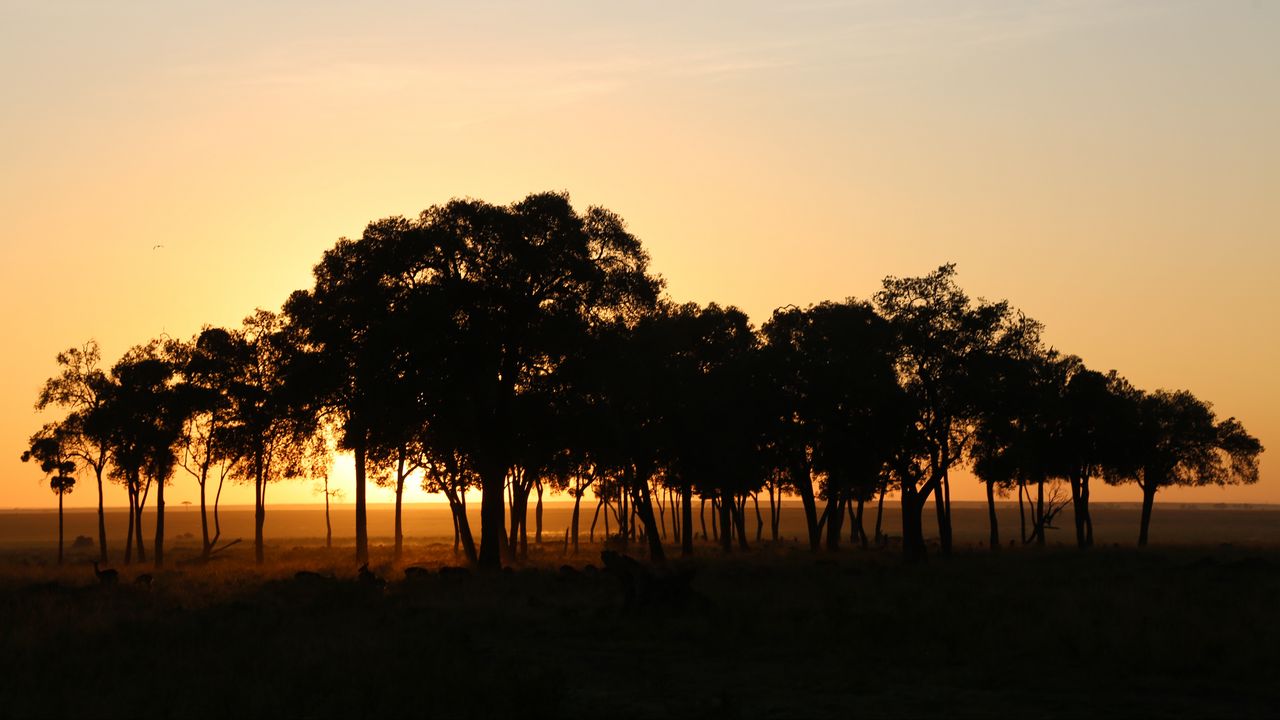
[477,461,507,570]
[57,493,64,565]
[571,491,582,554]
[700,497,708,540]
[634,476,666,563]
[354,441,369,565]
[324,476,333,549]
[154,473,165,569]
[1069,472,1086,549]
[825,495,843,552]
[125,485,135,565]
[1138,482,1157,547]
[793,464,821,551]
[199,474,211,558]
[986,479,999,551]
[1035,477,1046,547]
[1082,476,1094,548]
[734,494,749,551]
[394,474,405,562]
[95,466,108,563]
[450,498,460,555]
[453,499,478,565]
[936,471,952,555]
[254,462,265,565]
[681,483,693,557]
[535,479,543,545]
[1018,479,1027,544]
[753,493,764,542]
[589,496,602,542]
[135,486,147,563]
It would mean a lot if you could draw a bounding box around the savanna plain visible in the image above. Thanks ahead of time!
[2,503,1277,719]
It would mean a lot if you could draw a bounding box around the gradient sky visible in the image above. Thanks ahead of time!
[2,0,1276,510]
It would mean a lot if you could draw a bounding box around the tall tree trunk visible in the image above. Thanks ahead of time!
[901,488,926,562]
[986,479,999,551]
[793,463,821,551]
[535,479,544,545]
[354,441,369,565]
[134,486,147,563]
[453,499,478,565]
[571,491,582,554]
[633,476,665,563]
[753,493,764,542]
[589,496,602,542]
[125,485,135,565]
[1138,482,1157,547]
[393,450,406,561]
[477,461,507,570]
[324,476,333,549]
[95,466,108,563]
[254,461,265,565]
[854,498,868,549]
[1082,476,1094,548]
[734,494,749,551]
[199,473,211,558]
[824,495,843,552]
[1069,472,1086,549]
[1017,479,1027,544]
[700,497,708,540]
[57,493,64,565]
[1035,477,1046,547]
[937,471,953,555]
[154,472,165,569]
[681,483,693,557]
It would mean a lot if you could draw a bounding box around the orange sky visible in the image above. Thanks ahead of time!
[1,1,1276,510]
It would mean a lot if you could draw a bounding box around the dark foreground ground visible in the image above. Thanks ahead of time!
[1,541,1277,719]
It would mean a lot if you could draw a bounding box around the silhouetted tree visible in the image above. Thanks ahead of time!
[21,424,77,564]
[1105,389,1263,546]
[222,311,315,564]
[172,327,247,558]
[35,341,112,562]
[763,301,908,552]
[874,264,1017,559]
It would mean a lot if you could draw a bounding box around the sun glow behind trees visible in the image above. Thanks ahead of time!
[2,1,1276,509]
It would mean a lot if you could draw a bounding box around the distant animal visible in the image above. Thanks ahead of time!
[134,573,153,588]
[403,566,431,580]
[357,563,385,588]
[92,561,118,586]
[438,566,471,579]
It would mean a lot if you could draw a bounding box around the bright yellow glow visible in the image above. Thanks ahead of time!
[1,2,1276,509]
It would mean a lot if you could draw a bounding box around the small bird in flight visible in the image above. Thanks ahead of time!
[152,244,164,250]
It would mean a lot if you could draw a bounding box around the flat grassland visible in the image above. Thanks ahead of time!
[1,506,1277,719]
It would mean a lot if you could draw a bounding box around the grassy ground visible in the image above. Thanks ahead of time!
[1,539,1277,719]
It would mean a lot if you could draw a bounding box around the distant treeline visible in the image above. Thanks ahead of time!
[23,192,1264,569]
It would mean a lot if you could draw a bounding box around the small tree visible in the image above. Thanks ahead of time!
[1106,389,1263,546]
[22,424,77,564]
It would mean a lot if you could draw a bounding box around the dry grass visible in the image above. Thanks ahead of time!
[1,538,1277,718]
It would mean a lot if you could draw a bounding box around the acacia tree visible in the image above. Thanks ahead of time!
[172,328,246,558]
[763,301,908,552]
[21,424,77,564]
[223,310,315,564]
[35,341,112,562]
[1106,389,1263,546]
[874,264,1018,559]
[1055,365,1135,549]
